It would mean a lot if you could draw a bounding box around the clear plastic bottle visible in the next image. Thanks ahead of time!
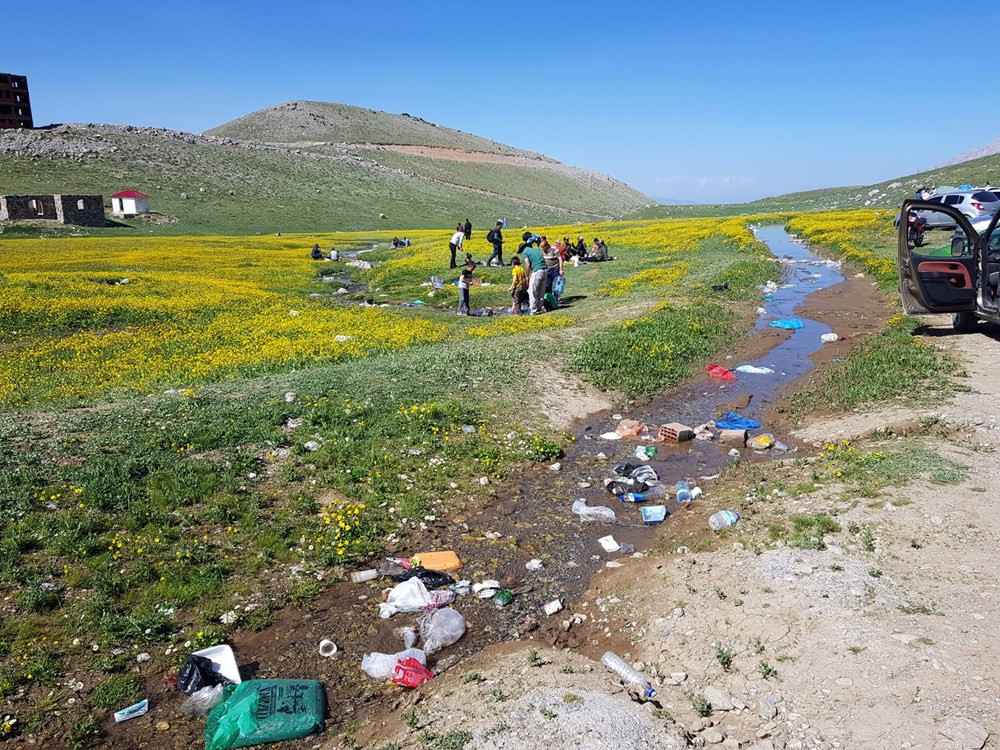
[675,480,692,507]
[708,509,741,531]
[621,483,666,503]
[601,651,656,698]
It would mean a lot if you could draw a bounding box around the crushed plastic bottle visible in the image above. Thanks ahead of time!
[708,510,741,531]
[601,651,656,699]
[675,480,693,507]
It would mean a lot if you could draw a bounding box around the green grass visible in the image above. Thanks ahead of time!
[817,440,967,498]
[89,674,142,709]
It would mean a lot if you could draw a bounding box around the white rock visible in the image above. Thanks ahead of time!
[304,440,320,452]
[703,686,734,711]
[136,653,151,663]
[670,671,687,683]
[939,717,988,749]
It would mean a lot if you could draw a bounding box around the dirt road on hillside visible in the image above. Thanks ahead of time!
[359,317,998,750]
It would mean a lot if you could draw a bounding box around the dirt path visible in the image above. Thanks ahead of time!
[361,316,998,750]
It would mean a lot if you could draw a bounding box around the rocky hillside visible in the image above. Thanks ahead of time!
[0,102,651,234]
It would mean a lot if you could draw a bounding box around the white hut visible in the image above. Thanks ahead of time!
[110,189,150,215]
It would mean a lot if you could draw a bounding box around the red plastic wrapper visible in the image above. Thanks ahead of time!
[391,657,435,688]
[706,364,737,382]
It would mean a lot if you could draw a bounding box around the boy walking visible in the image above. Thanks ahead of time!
[458,259,475,315]
[486,221,504,267]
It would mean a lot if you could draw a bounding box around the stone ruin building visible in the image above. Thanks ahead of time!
[0,194,105,227]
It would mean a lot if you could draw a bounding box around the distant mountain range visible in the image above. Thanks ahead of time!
[0,101,651,233]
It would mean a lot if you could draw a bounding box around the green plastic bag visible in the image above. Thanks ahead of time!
[205,680,325,750]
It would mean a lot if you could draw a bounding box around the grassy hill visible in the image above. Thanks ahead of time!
[628,151,1000,220]
[0,102,651,236]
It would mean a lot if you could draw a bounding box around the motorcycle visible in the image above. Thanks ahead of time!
[907,211,927,247]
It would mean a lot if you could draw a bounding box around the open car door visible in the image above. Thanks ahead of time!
[978,209,1000,316]
[897,200,980,314]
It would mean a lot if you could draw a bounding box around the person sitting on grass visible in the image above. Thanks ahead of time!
[311,244,324,260]
[509,255,528,315]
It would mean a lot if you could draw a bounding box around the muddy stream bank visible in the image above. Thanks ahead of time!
[113,227,887,750]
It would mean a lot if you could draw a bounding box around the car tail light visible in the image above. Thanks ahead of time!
[972,201,985,210]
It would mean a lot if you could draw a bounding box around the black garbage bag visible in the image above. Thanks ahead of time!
[604,477,648,496]
[612,463,636,477]
[387,566,455,588]
[178,654,233,695]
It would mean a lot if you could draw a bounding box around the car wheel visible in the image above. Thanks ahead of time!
[952,311,978,332]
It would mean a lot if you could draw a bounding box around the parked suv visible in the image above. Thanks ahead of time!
[917,190,1000,228]
[897,199,1000,331]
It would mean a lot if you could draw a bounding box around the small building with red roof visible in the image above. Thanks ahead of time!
[110,189,150,216]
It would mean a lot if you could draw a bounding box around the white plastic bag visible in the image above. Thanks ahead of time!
[572,498,616,523]
[178,684,225,717]
[419,608,466,655]
[379,577,454,618]
[393,626,417,649]
[361,648,426,680]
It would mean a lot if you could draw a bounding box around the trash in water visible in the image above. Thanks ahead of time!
[392,658,434,688]
[747,434,775,450]
[707,364,738,381]
[379,578,455,618]
[600,431,623,440]
[604,476,645,496]
[821,332,839,342]
[412,550,462,571]
[630,464,659,485]
[350,569,378,583]
[642,505,668,525]
[318,640,338,657]
[658,423,694,443]
[525,559,543,571]
[598,535,621,553]
[492,589,514,608]
[114,699,149,723]
[719,428,748,446]
[419,608,466,654]
[709,510,741,531]
[615,419,646,438]
[543,599,564,616]
[769,318,804,330]
[633,445,657,460]
[601,651,656,699]
[572,498,616,522]
[735,365,774,374]
[715,412,761,430]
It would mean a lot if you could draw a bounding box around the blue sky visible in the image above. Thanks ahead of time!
[7,0,1000,203]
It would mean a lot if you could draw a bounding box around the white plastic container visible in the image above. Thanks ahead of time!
[350,569,378,583]
[192,644,242,685]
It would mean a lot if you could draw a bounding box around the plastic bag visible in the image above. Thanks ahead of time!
[604,477,646,496]
[419,607,466,654]
[630,465,659,486]
[379,578,454,619]
[392,657,434,688]
[612,463,636,477]
[361,648,426,679]
[180,684,226,718]
[735,365,773,374]
[204,680,325,750]
[615,420,645,438]
[748,434,774,450]
[393,626,417,649]
[715,412,761,430]
[707,364,738,381]
[178,654,233,695]
[572,498,616,523]
[769,318,804,330]
[386,566,455,588]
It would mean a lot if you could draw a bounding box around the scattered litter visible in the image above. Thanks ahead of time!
[600,432,623,440]
[543,599,564,616]
[675,480,693,507]
[691,486,703,501]
[735,365,774,374]
[385,567,455,588]
[769,318,804,330]
[821,332,839,342]
[630,465,659,485]
[525,559,543,571]
[412,550,462,571]
[633,445,657,460]
[642,505,668,525]
[709,510,741,531]
[728,448,741,457]
[700,473,721,481]
[549,461,561,471]
[715,412,761,430]
[114,699,149,723]
[419,608,466,654]
[392,658,434,688]
[284,392,296,403]
[461,424,476,433]
[707,364,738,381]
[473,580,500,597]
[615,419,645,438]
[747,434,775,450]
[318,640,338,658]
[205,680,326,749]
[602,652,656,699]
[178,647,240,695]
[393,626,417,649]
[572,498,616,522]
[350,569,378,583]
[180,685,225,717]
[379,578,454,618]
[598,535,621,553]
[361,648,427,680]
[492,589,513,608]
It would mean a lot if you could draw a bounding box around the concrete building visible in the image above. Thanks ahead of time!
[0,195,105,227]
[110,189,151,215]
[0,73,32,129]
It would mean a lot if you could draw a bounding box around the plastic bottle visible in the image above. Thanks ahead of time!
[350,569,378,583]
[675,480,692,507]
[601,651,656,698]
[708,510,741,531]
[620,492,644,503]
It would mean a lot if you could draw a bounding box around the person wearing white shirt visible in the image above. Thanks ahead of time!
[449,229,464,269]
